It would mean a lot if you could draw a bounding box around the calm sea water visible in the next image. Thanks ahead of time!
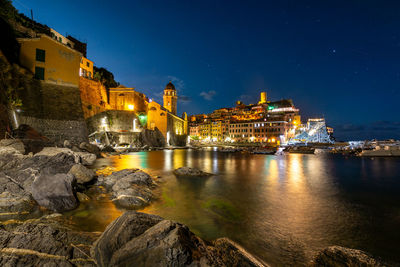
[67,149,400,266]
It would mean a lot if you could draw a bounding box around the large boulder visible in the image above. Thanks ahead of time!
[68,164,96,184]
[0,216,99,266]
[75,151,97,165]
[311,246,384,267]
[91,211,268,267]
[97,169,154,209]
[31,173,77,212]
[79,142,101,157]
[91,211,210,267]
[0,146,27,171]
[35,147,96,166]
[0,174,35,213]
[173,167,213,177]
[0,139,25,154]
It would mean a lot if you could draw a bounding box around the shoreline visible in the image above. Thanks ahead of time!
[0,141,392,266]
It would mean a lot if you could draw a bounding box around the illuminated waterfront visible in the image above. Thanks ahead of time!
[65,149,400,265]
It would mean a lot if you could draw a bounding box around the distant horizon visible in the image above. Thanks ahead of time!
[12,0,400,140]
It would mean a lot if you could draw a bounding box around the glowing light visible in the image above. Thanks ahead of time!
[128,104,134,110]
[133,119,137,132]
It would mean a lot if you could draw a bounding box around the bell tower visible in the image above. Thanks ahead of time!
[163,81,178,115]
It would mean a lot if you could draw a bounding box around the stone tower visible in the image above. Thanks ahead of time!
[258,91,267,104]
[163,81,177,115]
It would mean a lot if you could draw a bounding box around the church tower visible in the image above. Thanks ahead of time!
[163,81,178,115]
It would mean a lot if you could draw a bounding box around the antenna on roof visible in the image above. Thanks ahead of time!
[30,9,33,20]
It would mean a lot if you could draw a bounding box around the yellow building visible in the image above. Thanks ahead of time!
[199,122,211,140]
[18,34,81,87]
[147,100,168,136]
[108,85,148,112]
[80,57,94,79]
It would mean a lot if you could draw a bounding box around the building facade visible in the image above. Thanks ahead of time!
[18,34,81,87]
[163,81,178,115]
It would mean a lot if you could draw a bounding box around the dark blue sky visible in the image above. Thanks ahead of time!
[13,0,400,140]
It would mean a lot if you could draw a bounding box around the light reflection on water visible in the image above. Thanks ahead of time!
[81,149,400,265]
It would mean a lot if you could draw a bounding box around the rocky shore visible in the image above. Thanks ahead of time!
[0,139,388,266]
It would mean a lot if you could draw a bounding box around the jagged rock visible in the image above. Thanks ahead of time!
[71,145,82,152]
[0,139,25,154]
[0,153,76,212]
[0,216,99,266]
[31,173,77,212]
[173,167,213,177]
[63,140,72,148]
[35,147,96,166]
[91,211,267,267]
[97,169,154,209]
[75,152,97,165]
[79,142,101,157]
[0,174,35,212]
[68,164,95,184]
[311,246,383,267]
[0,146,27,171]
[212,238,267,267]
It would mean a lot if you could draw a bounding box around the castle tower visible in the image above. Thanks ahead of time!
[163,81,177,115]
[258,91,267,104]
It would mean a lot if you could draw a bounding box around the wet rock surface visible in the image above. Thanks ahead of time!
[173,167,213,177]
[92,211,267,267]
[0,215,99,266]
[97,169,154,209]
[0,145,97,213]
[69,164,96,184]
[311,246,384,267]
[35,147,96,166]
[0,139,25,154]
[31,173,77,212]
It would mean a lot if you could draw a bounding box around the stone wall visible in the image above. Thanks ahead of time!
[86,110,138,134]
[17,115,88,145]
[79,77,109,119]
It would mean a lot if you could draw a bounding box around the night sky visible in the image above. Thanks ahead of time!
[13,0,400,140]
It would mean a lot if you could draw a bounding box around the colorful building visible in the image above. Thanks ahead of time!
[80,57,94,79]
[163,81,178,115]
[18,34,81,87]
[108,85,148,112]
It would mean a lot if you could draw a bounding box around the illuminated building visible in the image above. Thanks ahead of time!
[258,91,267,104]
[198,122,211,140]
[189,124,199,137]
[18,34,81,87]
[163,81,178,115]
[79,57,94,79]
[229,122,254,141]
[289,118,333,144]
[108,85,148,112]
